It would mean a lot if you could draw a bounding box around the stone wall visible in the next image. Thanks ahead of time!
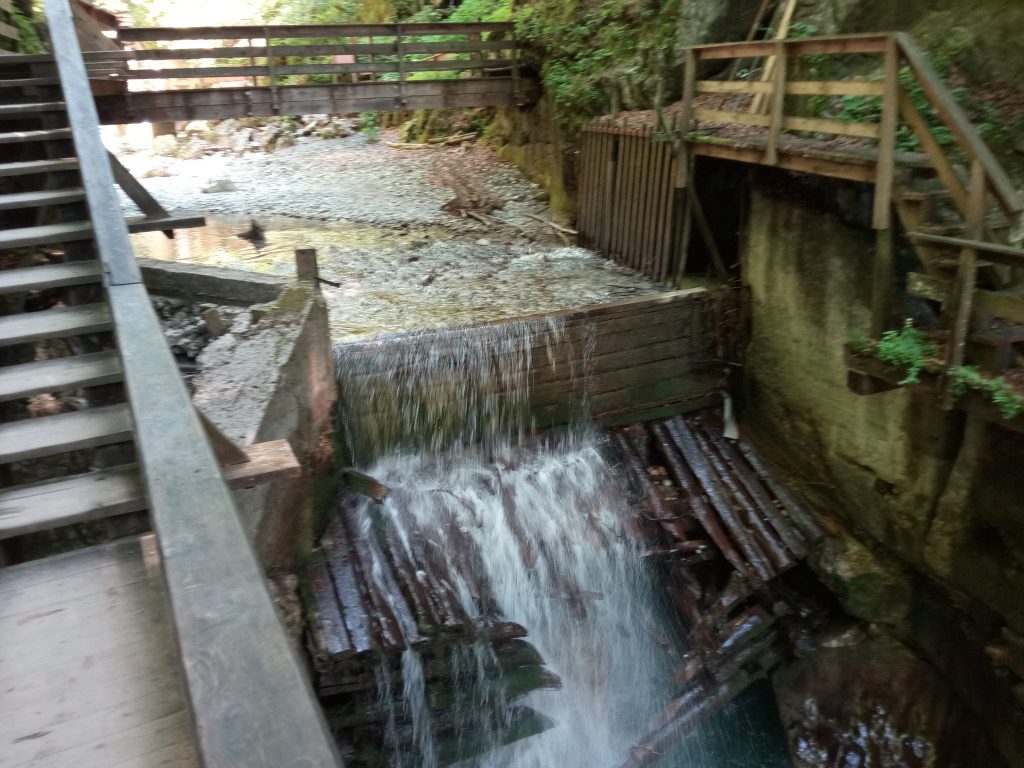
[738,167,1024,763]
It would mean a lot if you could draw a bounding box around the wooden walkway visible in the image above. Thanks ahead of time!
[0,537,198,768]
[18,21,537,123]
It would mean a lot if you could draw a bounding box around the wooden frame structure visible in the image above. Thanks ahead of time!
[580,32,1024,415]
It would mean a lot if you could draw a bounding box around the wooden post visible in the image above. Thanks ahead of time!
[264,26,279,113]
[872,37,900,230]
[677,48,697,189]
[469,27,483,78]
[765,41,787,166]
[511,28,522,104]
[296,247,320,287]
[942,159,986,408]
[395,23,406,108]
[870,227,895,337]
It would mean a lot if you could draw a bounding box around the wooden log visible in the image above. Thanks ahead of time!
[681,417,793,572]
[341,467,389,501]
[663,418,776,582]
[321,517,376,654]
[650,422,753,581]
[734,441,824,540]
[695,415,808,557]
[305,550,355,667]
[614,429,689,542]
[376,508,444,630]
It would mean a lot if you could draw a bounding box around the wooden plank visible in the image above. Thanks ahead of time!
[0,402,133,463]
[696,80,773,95]
[872,37,899,229]
[0,260,102,294]
[784,114,880,139]
[694,34,890,60]
[907,232,1024,268]
[688,138,878,183]
[0,99,65,116]
[0,349,122,402]
[219,438,302,489]
[659,147,677,281]
[116,21,514,42]
[109,150,168,219]
[765,42,787,165]
[0,0,15,13]
[677,48,697,189]
[699,80,884,97]
[0,464,145,538]
[897,32,1022,215]
[908,272,1024,325]
[0,157,78,176]
[0,128,72,145]
[0,537,199,768]
[0,302,112,347]
[898,90,970,216]
[577,131,594,247]
[626,134,646,269]
[0,19,19,42]
[0,187,86,210]
[640,131,660,278]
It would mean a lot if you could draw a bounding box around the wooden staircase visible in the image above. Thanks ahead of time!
[0,59,203,542]
[0,1,344,765]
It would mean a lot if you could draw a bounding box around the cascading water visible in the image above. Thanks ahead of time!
[329,319,730,766]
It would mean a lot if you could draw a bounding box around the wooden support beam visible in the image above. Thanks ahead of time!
[765,42,787,166]
[942,159,986,408]
[197,408,251,466]
[872,37,899,230]
[870,227,895,337]
[295,247,320,284]
[676,48,697,189]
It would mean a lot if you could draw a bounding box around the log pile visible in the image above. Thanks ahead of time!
[303,489,558,766]
[612,411,825,765]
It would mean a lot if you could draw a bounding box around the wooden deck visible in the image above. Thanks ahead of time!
[0,537,199,768]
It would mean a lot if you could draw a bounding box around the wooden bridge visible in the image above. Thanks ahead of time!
[18,20,535,123]
[576,32,1024,430]
[0,2,349,766]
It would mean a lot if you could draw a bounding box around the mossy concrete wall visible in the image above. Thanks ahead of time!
[740,168,1024,762]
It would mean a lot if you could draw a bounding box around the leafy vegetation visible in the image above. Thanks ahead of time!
[10,5,46,54]
[949,366,1024,420]
[873,319,939,385]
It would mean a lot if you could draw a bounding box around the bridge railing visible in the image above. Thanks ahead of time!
[85,22,522,94]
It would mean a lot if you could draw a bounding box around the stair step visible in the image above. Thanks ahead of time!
[0,187,86,210]
[0,464,145,539]
[0,213,206,249]
[898,188,952,202]
[0,260,103,295]
[0,100,66,117]
[0,77,61,89]
[0,157,78,177]
[0,350,123,402]
[0,221,93,249]
[0,402,134,464]
[0,303,112,348]
[0,127,72,145]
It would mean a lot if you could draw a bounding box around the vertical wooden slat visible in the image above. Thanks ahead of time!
[610,134,631,264]
[765,42,787,166]
[677,49,697,190]
[584,130,598,249]
[627,134,646,269]
[601,132,617,255]
[872,36,900,229]
[943,159,986,407]
[654,141,672,281]
[576,130,592,247]
[659,149,679,283]
[640,131,661,279]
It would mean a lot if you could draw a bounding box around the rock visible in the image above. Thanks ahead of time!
[183,119,210,134]
[476,239,491,246]
[276,134,295,150]
[231,128,255,153]
[213,118,239,137]
[260,125,282,152]
[201,178,237,194]
[177,138,210,160]
[809,533,912,626]
[151,134,178,156]
[140,163,172,178]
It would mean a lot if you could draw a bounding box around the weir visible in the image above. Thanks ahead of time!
[310,295,820,765]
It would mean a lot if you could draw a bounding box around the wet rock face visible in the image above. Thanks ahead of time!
[773,635,1009,768]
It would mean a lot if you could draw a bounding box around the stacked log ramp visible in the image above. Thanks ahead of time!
[304,408,824,764]
[305,489,560,765]
[614,411,824,766]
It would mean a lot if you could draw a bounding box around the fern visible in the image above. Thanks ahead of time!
[875,319,938,385]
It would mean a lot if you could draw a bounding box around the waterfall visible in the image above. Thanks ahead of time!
[331,319,682,766]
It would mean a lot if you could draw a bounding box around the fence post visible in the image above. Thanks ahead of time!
[296,247,320,289]
[395,23,406,108]
[676,48,697,189]
[942,158,986,407]
[872,36,900,229]
[765,41,787,166]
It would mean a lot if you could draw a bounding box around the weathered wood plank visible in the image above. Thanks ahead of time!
[0,260,103,294]
[696,79,884,96]
[0,302,113,347]
[0,537,199,768]
[0,402,133,463]
[0,349,123,401]
[116,21,514,42]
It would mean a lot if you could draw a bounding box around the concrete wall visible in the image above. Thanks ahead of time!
[738,168,1024,763]
[144,260,337,572]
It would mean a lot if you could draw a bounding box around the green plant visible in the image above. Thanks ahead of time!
[10,6,46,54]
[359,112,381,143]
[875,319,938,385]
[949,366,1024,420]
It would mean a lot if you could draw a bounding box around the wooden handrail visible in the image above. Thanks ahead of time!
[116,21,514,42]
[43,1,344,766]
[895,33,1023,217]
